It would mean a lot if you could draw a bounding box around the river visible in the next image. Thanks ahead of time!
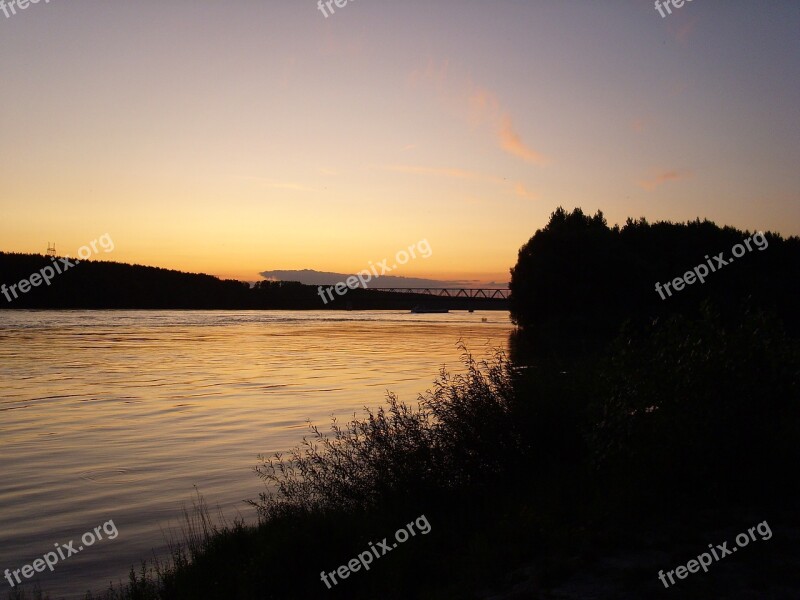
[0,310,512,598]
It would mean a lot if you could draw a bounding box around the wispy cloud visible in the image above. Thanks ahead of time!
[637,169,692,191]
[499,116,548,165]
[514,183,537,200]
[410,60,549,166]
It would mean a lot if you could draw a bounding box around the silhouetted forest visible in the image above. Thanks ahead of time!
[0,254,505,311]
[508,208,800,506]
[510,207,800,360]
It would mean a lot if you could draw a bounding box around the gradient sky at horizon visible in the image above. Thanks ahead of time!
[1,1,798,283]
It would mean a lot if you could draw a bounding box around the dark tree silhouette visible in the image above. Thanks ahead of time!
[510,207,800,360]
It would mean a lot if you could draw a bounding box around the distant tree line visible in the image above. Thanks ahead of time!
[0,253,505,310]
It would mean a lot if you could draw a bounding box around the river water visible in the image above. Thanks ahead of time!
[0,310,512,598]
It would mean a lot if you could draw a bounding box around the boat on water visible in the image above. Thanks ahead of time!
[410,306,449,314]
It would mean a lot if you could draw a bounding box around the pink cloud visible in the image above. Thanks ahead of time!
[499,116,548,165]
[514,183,537,200]
[410,60,549,166]
[637,169,692,191]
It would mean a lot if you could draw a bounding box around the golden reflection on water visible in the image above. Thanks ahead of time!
[0,310,512,597]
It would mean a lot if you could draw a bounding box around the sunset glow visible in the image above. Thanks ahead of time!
[1,2,797,283]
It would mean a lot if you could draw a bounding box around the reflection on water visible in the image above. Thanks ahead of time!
[0,310,512,597]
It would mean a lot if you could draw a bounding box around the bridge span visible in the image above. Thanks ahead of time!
[370,288,510,300]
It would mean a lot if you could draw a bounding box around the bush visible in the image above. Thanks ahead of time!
[589,305,800,503]
[249,347,521,520]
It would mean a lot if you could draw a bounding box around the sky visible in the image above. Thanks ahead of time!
[1,0,798,284]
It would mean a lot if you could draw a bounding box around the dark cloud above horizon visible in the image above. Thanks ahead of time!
[259,269,507,289]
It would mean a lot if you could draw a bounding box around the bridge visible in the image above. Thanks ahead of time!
[370,288,510,300]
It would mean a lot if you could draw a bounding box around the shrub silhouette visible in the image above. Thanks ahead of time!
[249,347,520,520]
[589,305,800,503]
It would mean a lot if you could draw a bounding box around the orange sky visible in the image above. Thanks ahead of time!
[1,2,798,284]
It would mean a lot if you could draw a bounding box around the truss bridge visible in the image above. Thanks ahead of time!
[370,288,510,300]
